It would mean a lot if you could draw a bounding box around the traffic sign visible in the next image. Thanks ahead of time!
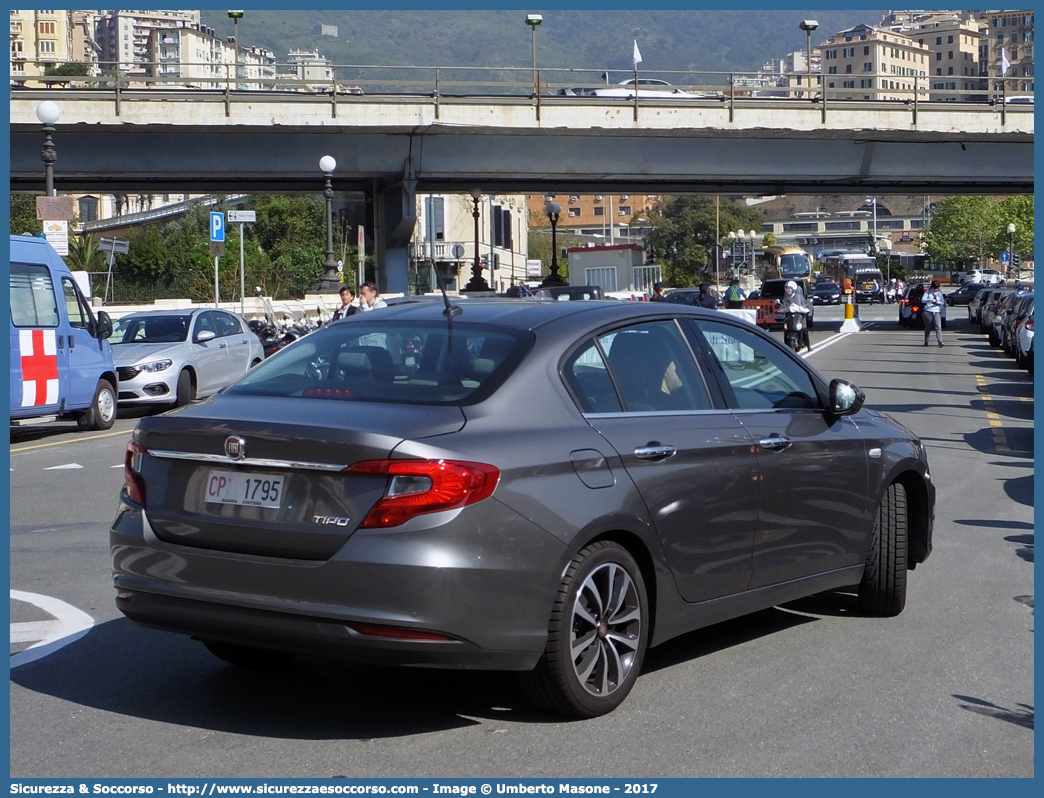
[451,244,465,259]
[210,212,225,242]
[99,237,130,255]
[1000,252,1010,263]
[210,241,225,257]
[228,210,256,223]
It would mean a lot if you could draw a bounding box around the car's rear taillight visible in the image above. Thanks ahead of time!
[1026,320,1034,331]
[124,440,148,506]
[347,459,500,529]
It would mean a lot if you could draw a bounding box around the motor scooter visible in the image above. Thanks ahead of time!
[782,304,808,352]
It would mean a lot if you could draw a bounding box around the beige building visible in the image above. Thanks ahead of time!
[10,9,73,82]
[149,26,275,89]
[979,10,1035,97]
[414,194,530,293]
[818,24,930,101]
[909,15,985,101]
[96,9,199,75]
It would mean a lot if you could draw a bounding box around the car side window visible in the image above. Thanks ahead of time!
[213,311,241,338]
[596,320,712,413]
[10,263,59,328]
[690,319,821,411]
[563,338,623,414]
[193,312,217,340]
[61,277,90,329]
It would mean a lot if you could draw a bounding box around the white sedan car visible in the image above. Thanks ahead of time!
[111,308,264,408]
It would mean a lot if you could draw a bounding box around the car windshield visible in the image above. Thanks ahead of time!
[111,315,189,344]
[226,320,533,406]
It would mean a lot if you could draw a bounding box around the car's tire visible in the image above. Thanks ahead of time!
[988,328,1001,347]
[858,482,908,617]
[174,370,195,408]
[202,640,297,670]
[77,380,117,430]
[250,358,262,368]
[521,541,649,719]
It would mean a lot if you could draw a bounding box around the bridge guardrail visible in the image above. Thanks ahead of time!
[10,61,1034,126]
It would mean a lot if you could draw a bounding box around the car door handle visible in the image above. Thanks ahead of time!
[219,342,227,349]
[634,445,677,461]
[759,436,792,451]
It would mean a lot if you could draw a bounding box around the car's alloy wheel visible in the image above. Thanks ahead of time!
[858,482,908,616]
[78,380,116,430]
[521,541,648,718]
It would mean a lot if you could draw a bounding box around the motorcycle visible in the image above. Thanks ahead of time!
[782,303,808,352]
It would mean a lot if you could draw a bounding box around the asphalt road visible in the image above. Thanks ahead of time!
[10,304,1034,778]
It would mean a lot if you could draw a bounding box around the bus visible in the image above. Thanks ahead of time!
[820,252,883,302]
[763,246,813,281]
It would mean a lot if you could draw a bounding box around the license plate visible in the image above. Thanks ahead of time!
[205,470,284,509]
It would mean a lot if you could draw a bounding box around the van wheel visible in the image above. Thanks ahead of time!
[174,370,195,407]
[521,541,649,718]
[858,482,908,617]
[78,380,116,430]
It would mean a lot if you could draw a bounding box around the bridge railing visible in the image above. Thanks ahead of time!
[10,60,1034,125]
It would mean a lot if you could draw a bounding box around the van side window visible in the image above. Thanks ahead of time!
[10,263,60,327]
[61,277,90,329]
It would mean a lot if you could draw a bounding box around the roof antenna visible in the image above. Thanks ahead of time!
[434,261,462,349]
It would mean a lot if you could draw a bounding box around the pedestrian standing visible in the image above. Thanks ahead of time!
[922,280,945,347]
[872,277,884,304]
[358,282,387,312]
[724,278,747,309]
[331,286,357,321]
[649,282,668,302]
[696,283,718,309]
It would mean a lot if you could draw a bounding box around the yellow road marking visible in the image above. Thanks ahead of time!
[975,374,1010,453]
[10,428,132,453]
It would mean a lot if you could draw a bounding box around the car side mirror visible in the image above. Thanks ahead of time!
[829,378,865,416]
[195,329,217,343]
[95,310,113,340]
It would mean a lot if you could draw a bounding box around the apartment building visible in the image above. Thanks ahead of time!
[96,9,199,74]
[979,10,1035,96]
[149,25,276,89]
[525,194,654,242]
[10,9,73,81]
[817,24,930,101]
[414,194,530,293]
[908,15,985,101]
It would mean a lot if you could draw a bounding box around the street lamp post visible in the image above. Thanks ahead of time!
[228,11,243,87]
[1007,222,1016,278]
[866,196,878,253]
[543,201,565,287]
[36,101,61,197]
[319,155,340,291]
[464,188,491,292]
[525,14,542,98]
[799,19,819,97]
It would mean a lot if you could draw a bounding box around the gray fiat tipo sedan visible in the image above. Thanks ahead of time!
[112,299,934,718]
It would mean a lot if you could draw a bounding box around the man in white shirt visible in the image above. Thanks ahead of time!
[922,281,945,347]
[358,282,387,312]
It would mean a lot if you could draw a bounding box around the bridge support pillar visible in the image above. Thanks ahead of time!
[375,179,417,295]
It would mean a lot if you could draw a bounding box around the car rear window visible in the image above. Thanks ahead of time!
[226,321,533,406]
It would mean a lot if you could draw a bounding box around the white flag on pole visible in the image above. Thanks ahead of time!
[632,40,642,68]
[1000,47,1011,76]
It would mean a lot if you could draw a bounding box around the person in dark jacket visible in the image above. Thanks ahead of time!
[724,278,747,309]
[696,283,718,309]
[649,282,668,302]
[331,286,357,321]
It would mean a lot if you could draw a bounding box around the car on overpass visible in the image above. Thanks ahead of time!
[112,299,934,718]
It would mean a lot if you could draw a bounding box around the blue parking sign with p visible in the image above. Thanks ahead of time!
[210,212,225,243]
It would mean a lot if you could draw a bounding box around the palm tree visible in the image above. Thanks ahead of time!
[66,233,106,271]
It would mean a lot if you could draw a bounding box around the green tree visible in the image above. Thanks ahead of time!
[762,231,778,248]
[922,196,1003,268]
[66,234,106,271]
[644,196,763,287]
[45,62,90,77]
[996,195,1034,258]
[11,195,42,236]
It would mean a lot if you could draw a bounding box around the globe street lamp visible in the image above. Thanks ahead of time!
[799,19,819,93]
[36,100,61,197]
[525,14,542,98]
[319,155,339,291]
[1007,222,1016,278]
[464,188,491,292]
[543,201,565,287]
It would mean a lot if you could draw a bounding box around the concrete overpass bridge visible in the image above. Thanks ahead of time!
[10,88,1034,292]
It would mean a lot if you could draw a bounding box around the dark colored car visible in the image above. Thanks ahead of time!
[532,285,605,301]
[899,285,947,329]
[967,287,994,325]
[663,288,720,308]
[811,282,841,305]
[945,282,985,307]
[112,300,934,718]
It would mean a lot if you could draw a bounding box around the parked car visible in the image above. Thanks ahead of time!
[112,300,933,718]
[110,308,264,408]
[981,269,1005,286]
[9,235,117,430]
[979,288,1011,334]
[1016,310,1033,372]
[532,285,605,301]
[899,284,947,329]
[1000,293,1033,355]
[946,282,985,306]
[757,279,815,328]
[967,287,994,325]
[811,282,842,305]
[987,291,1023,347]
[960,270,984,285]
[663,287,721,307]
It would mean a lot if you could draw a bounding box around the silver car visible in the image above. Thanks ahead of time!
[111,308,264,407]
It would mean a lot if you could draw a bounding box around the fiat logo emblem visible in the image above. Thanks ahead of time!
[224,436,246,461]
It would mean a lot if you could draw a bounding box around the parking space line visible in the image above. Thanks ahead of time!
[974,374,1010,453]
[11,428,131,454]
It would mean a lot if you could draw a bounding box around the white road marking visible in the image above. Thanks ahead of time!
[800,323,873,358]
[10,590,95,668]
[43,463,84,470]
[110,464,123,468]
